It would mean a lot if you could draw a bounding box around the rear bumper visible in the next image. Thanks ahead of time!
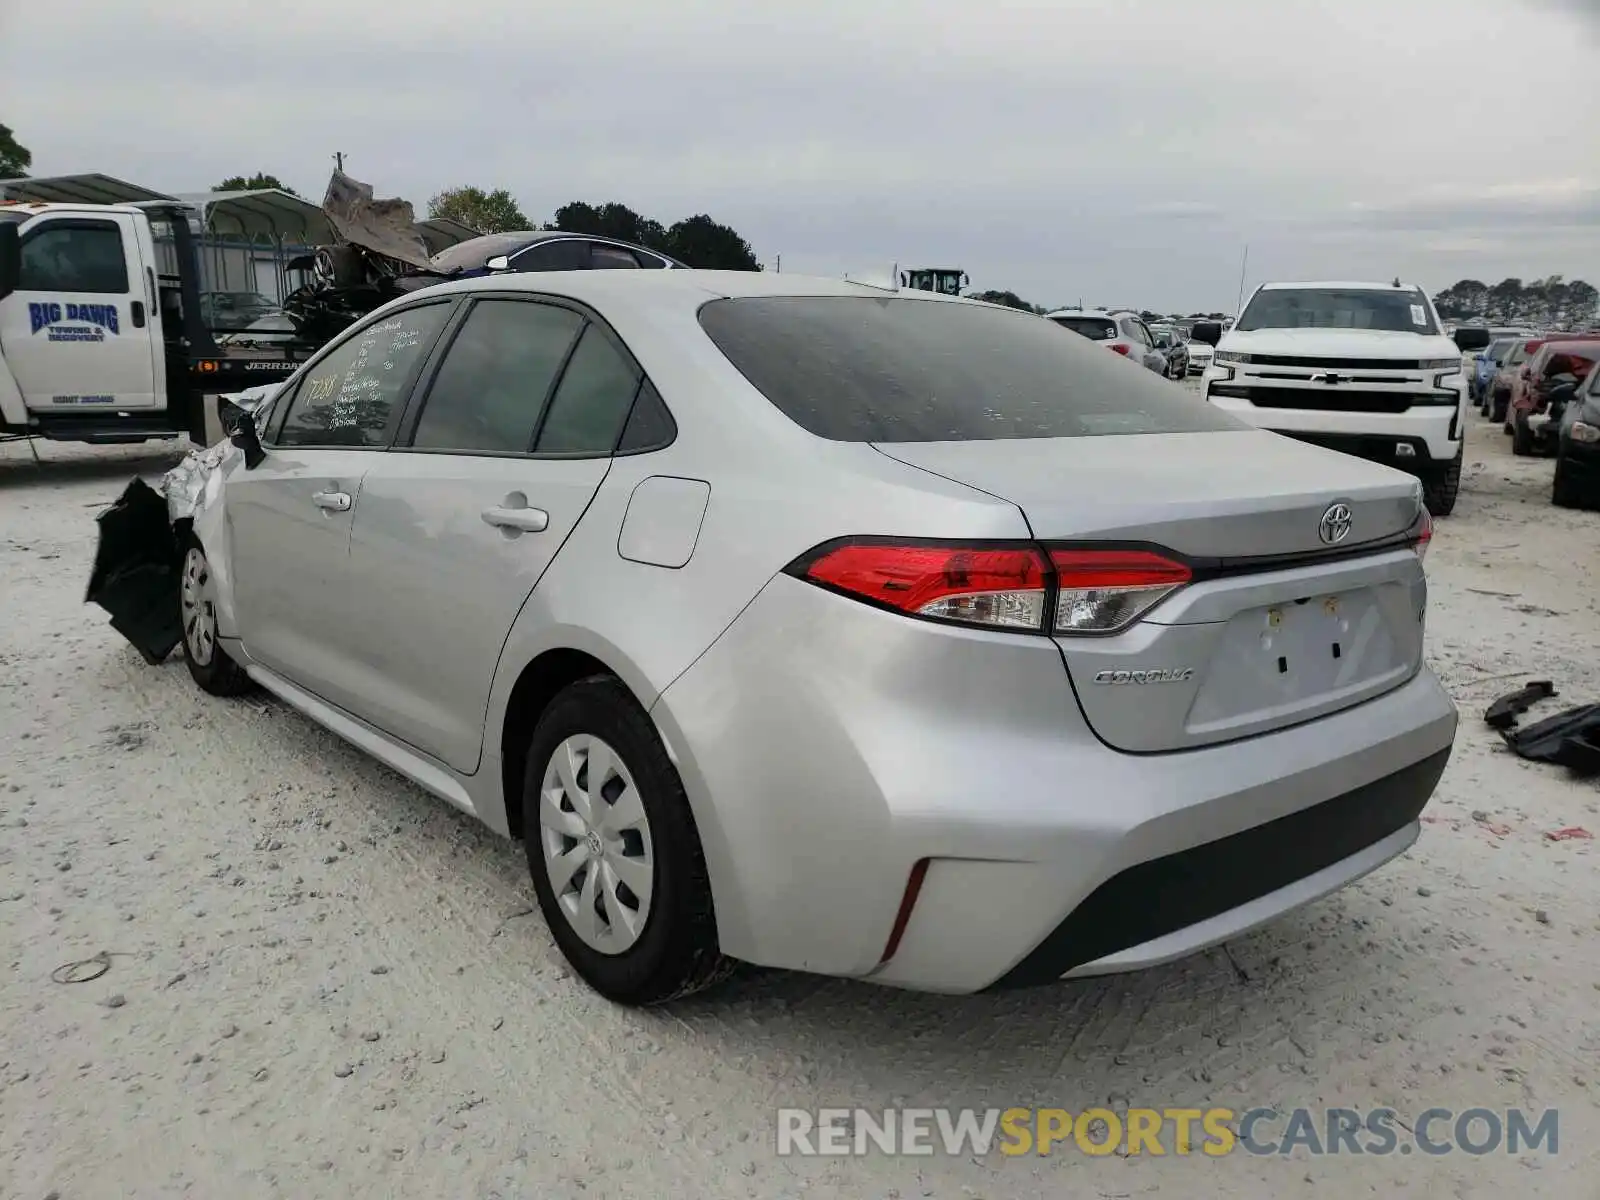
[654,574,1458,993]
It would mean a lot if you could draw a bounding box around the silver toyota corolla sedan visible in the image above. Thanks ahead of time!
[168,269,1458,1005]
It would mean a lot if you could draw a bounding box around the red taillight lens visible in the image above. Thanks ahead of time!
[1049,548,1192,633]
[1109,343,1132,356]
[1413,509,1432,561]
[790,542,1192,634]
[799,543,1049,630]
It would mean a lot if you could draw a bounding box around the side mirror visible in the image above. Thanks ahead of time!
[0,223,19,303]
[1452,327,1491,352]
[228,410,266,469]
[485,254,510,272]
[1190,320,1223,346]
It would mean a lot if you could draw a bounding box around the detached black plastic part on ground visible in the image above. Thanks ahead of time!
[1485,680,1600,776]
[85,477,182,665]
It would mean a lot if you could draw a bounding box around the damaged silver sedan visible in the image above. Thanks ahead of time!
[87,269,1455,1009]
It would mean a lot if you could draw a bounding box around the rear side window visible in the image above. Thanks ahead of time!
[698,296,1240,442]
[1050,315,1116,341]
[410,300,584,453]
[1507,344,1529,365]
[535,324,642,454]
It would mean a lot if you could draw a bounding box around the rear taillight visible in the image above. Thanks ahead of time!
[1049,548,1192,633]
[788,541,1191,635]
[1109,343,1132,357]
[1412,509,1432,561]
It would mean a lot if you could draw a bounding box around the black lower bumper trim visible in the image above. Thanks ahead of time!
[987,747,1451,990]
[1272,430,1451,468]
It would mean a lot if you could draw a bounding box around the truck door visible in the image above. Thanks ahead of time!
[0,212,159,412]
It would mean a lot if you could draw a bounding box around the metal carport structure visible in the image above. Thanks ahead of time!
[170,189,335,301]
[0,173,179,205]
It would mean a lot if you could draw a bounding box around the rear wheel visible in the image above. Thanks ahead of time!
[522,675,733,1005]
[1420,445,1462,517]
[179,541,252,696]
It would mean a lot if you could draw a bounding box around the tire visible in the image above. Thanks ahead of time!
[1420,445,1462,517]
[1552,454,1583,508]
[179,539,253,696]
[522,675,733,1005]
[1511,417,1533,457]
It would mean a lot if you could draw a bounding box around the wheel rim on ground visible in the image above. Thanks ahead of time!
[180,547,217,667]
[538,734,655,954]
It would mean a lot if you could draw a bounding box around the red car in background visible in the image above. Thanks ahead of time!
[1511,338,1600,456]
[1500,337,1554,430]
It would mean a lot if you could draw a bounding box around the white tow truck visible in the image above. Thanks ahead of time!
[1189,281,1491,516]
[0,200,311,446]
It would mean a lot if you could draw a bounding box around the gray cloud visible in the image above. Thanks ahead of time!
[1,0,1595,311]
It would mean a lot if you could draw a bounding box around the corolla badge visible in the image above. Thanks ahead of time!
[1092,668,1194,685]
[1318,502,1353,545]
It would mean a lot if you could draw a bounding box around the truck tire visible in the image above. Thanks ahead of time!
[1421,446,1462,517]
[521,675,735,1006]
[1511,417,1533,457]
[179,539,253,696]
[1552,455,1583,509]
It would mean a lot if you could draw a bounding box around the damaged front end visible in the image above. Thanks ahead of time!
[85,388,272,664]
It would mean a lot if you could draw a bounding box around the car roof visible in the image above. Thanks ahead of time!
[428,229,687,271]
[396,268,996,308]
[1255,280,1424,291]
[1043,308,1118,319]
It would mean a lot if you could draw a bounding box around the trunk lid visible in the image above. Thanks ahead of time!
[873,429,1429,752]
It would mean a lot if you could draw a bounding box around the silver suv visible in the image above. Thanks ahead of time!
[1044,308,1168,375]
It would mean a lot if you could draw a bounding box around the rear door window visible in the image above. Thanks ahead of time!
[1049,315,1116,341]
[589,243,643,269]
[510,239,591,272]
[699,296,1240,442]
[409,299,584,453]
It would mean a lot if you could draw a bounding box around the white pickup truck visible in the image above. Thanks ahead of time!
[1189,281,1490,516]
[0,201,311,446]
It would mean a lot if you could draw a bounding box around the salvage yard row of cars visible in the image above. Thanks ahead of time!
[1471,329,1600,507]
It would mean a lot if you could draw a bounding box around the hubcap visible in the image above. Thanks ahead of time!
[180,547,217,667]
[538,734,655,955]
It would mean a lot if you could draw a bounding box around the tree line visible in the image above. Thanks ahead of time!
[1433,277,1598,327]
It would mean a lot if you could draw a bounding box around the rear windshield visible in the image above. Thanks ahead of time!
[1486,338,1515,361]
[1507,343,1530,365]
[696,295,1240,442]
[1542,347,1600,377]
[1048,315,1117,341]
[1237,287,1439,334]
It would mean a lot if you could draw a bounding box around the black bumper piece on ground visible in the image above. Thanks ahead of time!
[85,477,183,665]
[987,747,1452,990]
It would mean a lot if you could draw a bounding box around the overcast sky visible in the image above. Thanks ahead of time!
[2,0,1596,312]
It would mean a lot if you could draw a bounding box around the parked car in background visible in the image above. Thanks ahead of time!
[161,269,1454,1004]
[199,290,282,331]
[427,230,688,276]
[1552,360,1600,508]
[1191,280,1482,516]
[1487,337,1542,424]
[1150,325,1190,379]
[1044,309,1167,375]
[1472,337,1518,411]
[1511,339,1600,456]
[1184,338,1214,376]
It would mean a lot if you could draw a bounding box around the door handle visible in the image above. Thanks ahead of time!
[312,490,352,512]
[130,300,146,329]
[482,505,548,532]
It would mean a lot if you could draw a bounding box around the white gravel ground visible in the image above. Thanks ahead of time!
[2,409,1597,1199]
